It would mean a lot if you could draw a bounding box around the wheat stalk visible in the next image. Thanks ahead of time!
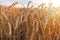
[0,10,12,36]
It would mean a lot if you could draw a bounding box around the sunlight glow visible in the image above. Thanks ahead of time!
[30,0,60,7]
[42,0,60,7]
[52,0,60,7]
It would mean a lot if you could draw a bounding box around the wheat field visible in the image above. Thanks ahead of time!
[0,1,60,40]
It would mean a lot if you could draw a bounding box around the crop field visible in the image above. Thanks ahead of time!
[0,1,60,40]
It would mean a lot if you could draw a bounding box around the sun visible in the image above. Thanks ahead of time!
[51,0,60,7]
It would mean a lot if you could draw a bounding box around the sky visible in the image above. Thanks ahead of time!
[0,0,50,7]
[0,0,28,5]
[0,0,60,7]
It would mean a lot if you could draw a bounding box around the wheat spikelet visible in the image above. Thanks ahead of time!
[9,2,19,8]
[15,16,19,29]
[27,1,32,8]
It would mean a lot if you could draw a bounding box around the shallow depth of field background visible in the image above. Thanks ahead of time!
[0,0,60,40]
